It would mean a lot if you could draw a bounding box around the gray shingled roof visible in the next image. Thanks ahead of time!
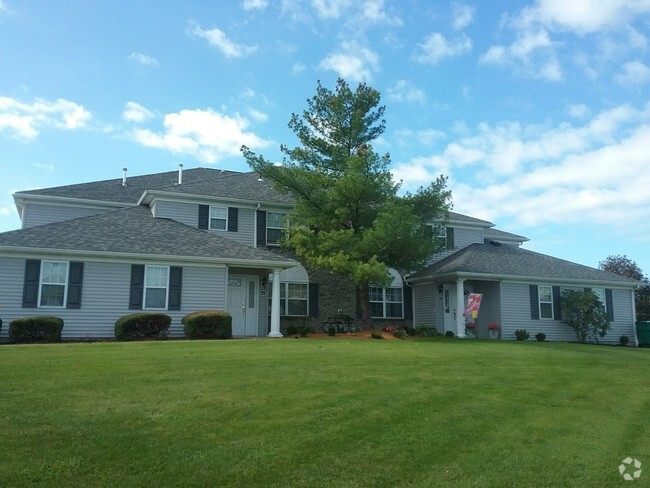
[142,171,295,205]
[408,242,639,285]
[448,211,492,226]
[16,168,238,204]
[0,205,296,265]
[484,227,528,242]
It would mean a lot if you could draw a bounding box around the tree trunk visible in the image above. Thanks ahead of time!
[358,282,372,328]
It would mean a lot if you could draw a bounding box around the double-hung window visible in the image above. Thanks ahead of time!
[266,212,286,245]
[592,288,607,313]
[370,286,404,319]
[538,285,554,319]
[271,282,309,316]
[209,206,227,230]
[144,266,169,309]
[39,260,69,307]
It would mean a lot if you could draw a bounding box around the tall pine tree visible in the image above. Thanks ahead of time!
[242,78,451,325]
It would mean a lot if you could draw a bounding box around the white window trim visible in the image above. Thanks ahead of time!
[266,211,286,245]
[38,260,69,308]
[592,288,607,313]
[271,282,309,317]
[370,286,404,319]
[144,265,170,310]
[538,285,554,320]
[209,205,228,231]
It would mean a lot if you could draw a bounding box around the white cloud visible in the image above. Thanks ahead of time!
[616,61,650,85]
[395,128,446,146]
[452,2,475,30]
[516,0,650,35]
[414,32,472,65]
[242,0,268,10]
[0,96,91,140]
[123,101,156,123]
[247,108,268,122]
[292,62,306,74]
[131,108,271,163]
[567,103,591,119]
[311,0,352,19]
[319,41,379,82]
[387,80,425,104]
[393,102,650,229]
[128,52,159,67]
[480,29,562,82]
[357,0,402,26]
[34,163,55,171]
[190,23,257,59]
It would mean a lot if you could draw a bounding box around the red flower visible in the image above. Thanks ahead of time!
[488,322,501,330]
[466,322,476,329]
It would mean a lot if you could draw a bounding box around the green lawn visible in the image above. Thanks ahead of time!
[0,338,648,487]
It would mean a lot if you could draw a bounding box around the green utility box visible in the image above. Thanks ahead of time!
[636,321,650,347]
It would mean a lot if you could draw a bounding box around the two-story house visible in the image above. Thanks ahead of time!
[0,165,641,344]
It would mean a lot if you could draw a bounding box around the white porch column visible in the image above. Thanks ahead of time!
[268,268,283,338]
[456,279,466,338]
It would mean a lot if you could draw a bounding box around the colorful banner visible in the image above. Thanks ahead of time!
[464,293,483,319]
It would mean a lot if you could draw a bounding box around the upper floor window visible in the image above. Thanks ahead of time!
[538,285,554,319]
[426,224,455,251]
[144,265,169,309]
[370,286,403,319]
[209,206,227,231]
[39,260,69,307]
[266,212,286,245]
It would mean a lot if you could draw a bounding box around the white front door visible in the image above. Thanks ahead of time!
[443,285,457,334]
[226,276,259,337]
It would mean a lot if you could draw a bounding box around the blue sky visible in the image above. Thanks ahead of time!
[1,0,649,275]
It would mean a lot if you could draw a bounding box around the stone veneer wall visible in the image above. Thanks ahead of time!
[265,247,413,332]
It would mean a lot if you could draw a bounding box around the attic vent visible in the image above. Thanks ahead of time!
[122,168,127,186]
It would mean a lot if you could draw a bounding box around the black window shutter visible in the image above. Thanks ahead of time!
[446,227,455,250]
[66,262,84,309]
[227,207,238,232]
[403,286,413,319]
[529,285,540,320]
[129,264,145,310]
[22,259,41,308]
[605,289,614,320]
[168,266,183,311]
[552,286,562,320]
[257,210,267,246]
[198,205,209,230]
[309,283,319,317]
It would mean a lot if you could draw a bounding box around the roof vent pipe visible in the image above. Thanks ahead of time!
[122,168,127,186]
[177,163,183,185]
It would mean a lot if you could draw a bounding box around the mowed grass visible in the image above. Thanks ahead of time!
[0,339,649,487]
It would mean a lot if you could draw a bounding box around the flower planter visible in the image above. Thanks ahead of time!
[466,328,476,338]
[488,329,499,340]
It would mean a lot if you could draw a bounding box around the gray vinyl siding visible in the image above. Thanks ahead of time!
[501,282,637,344]
[428,226,484,264]
[413,283,438,328]
[153,199,255,246]
[0,257,228,340]
[22,203,115,228]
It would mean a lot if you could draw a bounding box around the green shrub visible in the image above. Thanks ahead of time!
[535,332,546,342]
[182,311,232,340]
[619,335,630,346]
[392,328,407,339]
[371,331,383,339]
[9,316,64,343]
[445,331,455,338]
[515,329,530,341]
[286,325,299,335]
[403,326,417,336]
[415,325,442,337]
[115,313,171,341]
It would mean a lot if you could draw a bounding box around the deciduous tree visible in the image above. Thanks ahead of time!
[242,78,451,325]
[599,254,650,321]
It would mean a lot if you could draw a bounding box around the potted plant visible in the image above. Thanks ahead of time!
[488,322,500,339]
[465,322,476,338]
